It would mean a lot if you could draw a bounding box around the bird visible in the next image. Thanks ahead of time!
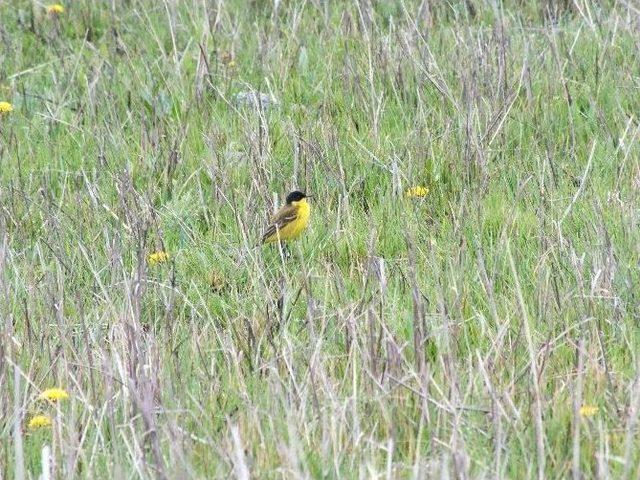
[261,191,312,245]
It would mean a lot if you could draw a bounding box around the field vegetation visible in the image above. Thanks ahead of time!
[2,0,640,478]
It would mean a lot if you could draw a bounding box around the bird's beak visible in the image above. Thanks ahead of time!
[305,195,314,199]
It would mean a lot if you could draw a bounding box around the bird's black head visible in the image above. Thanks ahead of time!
[285,191,308,204]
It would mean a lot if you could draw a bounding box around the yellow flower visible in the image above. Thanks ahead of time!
[148,251,169,266]
[28,414,52,429]
[39,387,69,402]
[579,405,599,417]
[0,101,13,114]
[405,185,429,198]
[46,4,65,14]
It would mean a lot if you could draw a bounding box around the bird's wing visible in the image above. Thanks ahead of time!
[261,204,298,242]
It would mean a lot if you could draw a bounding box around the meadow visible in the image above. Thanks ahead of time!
[1,0,640,478]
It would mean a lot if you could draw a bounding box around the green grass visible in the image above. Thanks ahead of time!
[2,0,640,477]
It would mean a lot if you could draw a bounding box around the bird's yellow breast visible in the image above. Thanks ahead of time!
[277,199,310,241]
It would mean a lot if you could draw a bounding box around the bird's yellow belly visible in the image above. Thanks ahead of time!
[271,202,310,242]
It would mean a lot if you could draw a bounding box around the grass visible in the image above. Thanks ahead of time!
[2,0,640,477]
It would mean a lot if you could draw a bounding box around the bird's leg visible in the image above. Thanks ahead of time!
[277,241,291,261]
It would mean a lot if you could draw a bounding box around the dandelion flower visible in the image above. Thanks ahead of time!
[39,387,69,402]
[148,251,169,266]
[46,4,65,14]
[28,414,52,429]
[405,185,429,198]
[579,405,599,417]
[0,101,13,114]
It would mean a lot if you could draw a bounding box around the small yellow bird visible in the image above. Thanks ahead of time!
[261,191,312,244]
